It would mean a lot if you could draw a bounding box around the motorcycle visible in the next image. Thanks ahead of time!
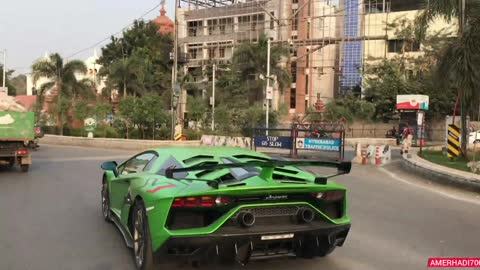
[25,126,43,151]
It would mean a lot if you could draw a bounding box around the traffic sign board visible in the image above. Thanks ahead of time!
[447,124,460,158]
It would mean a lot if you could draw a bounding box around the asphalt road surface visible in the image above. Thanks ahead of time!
[0,145,479,270]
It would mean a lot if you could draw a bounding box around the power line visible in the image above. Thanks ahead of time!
[65,3,163,60]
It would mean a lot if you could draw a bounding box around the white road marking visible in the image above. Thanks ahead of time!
[379,167,480,206]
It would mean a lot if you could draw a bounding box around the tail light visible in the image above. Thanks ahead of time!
[311,190,344,201]
[17,149,29,156]
[172,196,232,208]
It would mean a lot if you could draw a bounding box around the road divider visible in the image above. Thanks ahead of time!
[40,135,200,151]
[402,147,480,192]
[352,143,392,166]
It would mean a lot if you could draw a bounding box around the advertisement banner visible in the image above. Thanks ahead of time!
[396,95,429,110]
[296,138,341,151]
[254,136,293,149]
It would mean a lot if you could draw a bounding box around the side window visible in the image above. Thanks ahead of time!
[121,153,157,175]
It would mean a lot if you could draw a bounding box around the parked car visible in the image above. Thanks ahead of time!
[469,130,480,144]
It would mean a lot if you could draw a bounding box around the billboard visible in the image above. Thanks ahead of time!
[396,95,429,110]
[254,136,293,149]
[296,138,341,152]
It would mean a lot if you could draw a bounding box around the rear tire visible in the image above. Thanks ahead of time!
[132,200,156,270]
[20,164,29,172]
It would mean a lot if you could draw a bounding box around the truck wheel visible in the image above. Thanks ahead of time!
[21,165,29,172]
[8,158,15,168]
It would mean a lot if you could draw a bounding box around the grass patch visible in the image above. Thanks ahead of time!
[418,150,480,173]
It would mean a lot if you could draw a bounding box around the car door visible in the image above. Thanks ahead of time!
[110,152,158,217]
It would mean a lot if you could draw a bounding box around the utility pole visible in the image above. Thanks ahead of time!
[2,49,6,88]
[265,38,271,135]
[171,0,180,140]
[212,63,216,131]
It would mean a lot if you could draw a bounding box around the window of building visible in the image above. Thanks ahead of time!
[390,0,424,12]
[188,21,203,37]
[189,48,198,59]
[270,12,275,29]
[290,88,296,109]
[219,18,233,34]
[307,21,311,39]
[305,100,309,111]
[291,62,297,79]
[292,0,298,3]
[219,47,225,58]
[292,11,298,31]
[388,39,420,53]
[207,19,218,35]
[364,0,391,13]
[305,75,309,95]
[305,49,310,68]
[208,47,216,59]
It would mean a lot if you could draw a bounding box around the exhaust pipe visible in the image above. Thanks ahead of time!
[297,208,315,223]
[237,211,256,227]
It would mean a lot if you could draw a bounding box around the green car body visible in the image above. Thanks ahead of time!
[101,146,351,269]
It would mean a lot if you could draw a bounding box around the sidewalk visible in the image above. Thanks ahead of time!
[401,148,480,192]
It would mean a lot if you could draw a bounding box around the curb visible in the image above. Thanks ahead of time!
[401,149,480,192]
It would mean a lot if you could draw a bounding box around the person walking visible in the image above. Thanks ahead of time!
[401,125,414,154]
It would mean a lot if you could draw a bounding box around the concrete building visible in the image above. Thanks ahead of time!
[177,0,455,119]
[346,0,456,93]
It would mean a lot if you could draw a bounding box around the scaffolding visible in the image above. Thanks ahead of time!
[174,0,425,115]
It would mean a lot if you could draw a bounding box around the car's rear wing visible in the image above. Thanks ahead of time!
[165,160,351,185]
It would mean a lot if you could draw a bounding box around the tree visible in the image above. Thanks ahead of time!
[186,95,209,129]
[9,74,26,95]
[416,0,480,155]
[98,20,173,97]
[232,35,291,103]
[32,53,92,135]
[73,100,90,122]
[0,65,17,96]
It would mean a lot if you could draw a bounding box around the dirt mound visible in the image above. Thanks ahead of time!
[0,96,27,112]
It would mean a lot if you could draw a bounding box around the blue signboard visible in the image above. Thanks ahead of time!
[296,138,341,152]
[254,136,293,149]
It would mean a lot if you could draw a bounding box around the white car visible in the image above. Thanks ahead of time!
[469,130,480,144]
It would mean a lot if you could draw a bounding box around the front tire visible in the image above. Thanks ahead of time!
[132,200,155,270]
[101,178,112,222]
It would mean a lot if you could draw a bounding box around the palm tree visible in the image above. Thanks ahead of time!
[32,53,92,135]
[100,54,145,97]
[232,35,291,103]
[416,0,480,155]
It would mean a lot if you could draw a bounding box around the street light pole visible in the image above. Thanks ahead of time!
[171,0,179,140]
[265,38,271,135]
[2,49,6,88]
[212,63,216,131]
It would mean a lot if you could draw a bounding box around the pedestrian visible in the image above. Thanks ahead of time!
[401,125,414,154]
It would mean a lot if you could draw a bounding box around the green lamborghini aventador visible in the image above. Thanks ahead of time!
[100,146,352,269]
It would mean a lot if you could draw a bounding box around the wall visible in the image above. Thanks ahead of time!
[41,135,200,151]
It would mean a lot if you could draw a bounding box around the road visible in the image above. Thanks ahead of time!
[0,145,479,270]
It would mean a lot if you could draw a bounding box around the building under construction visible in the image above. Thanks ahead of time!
[176,0,436,118]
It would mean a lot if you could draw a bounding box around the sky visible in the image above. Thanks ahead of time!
[0,0,175,75]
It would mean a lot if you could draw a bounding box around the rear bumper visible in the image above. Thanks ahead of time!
[154,223,350,264]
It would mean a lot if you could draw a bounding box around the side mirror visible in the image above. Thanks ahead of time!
[101,161,119,177]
